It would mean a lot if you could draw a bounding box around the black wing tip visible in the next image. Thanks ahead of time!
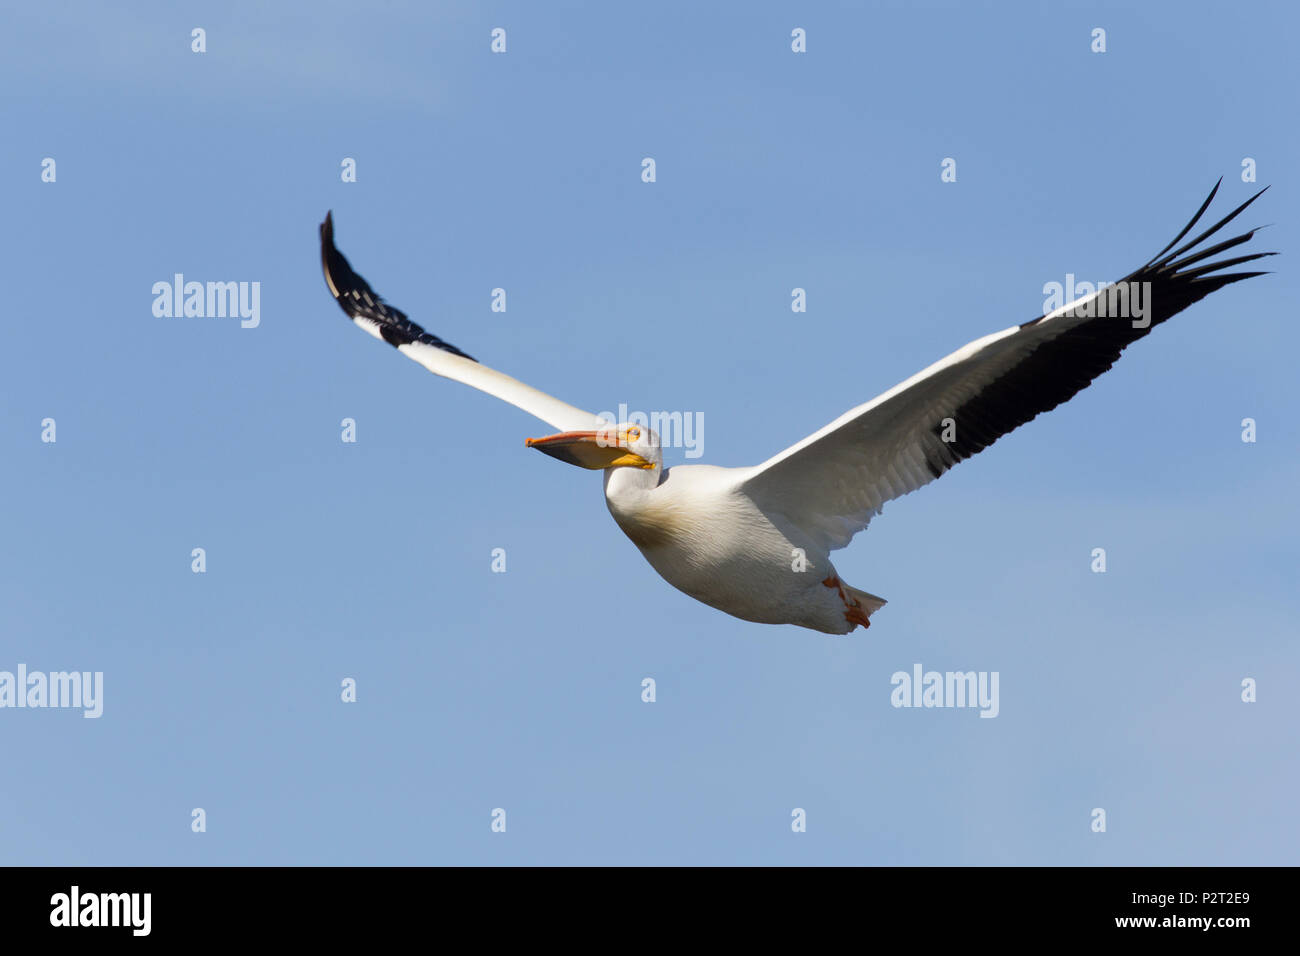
[317,211,479,364]
[941,178,1272,476]
[1145,179,1272,269]
[1192,269,1273,285]
[1150,181,1276,274]
[319,210,349,302]
[1203,177,1272,203]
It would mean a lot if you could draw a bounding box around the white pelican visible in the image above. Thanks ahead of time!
[320,182,1271,634]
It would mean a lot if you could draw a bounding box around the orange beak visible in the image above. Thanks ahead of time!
[525,430,653,470]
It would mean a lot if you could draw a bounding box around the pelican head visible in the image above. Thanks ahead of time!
[526,423,660,471]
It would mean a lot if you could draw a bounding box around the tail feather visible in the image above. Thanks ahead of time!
[847,586,887,617]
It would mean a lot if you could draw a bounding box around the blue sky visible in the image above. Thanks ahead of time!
[2,0,1296,865]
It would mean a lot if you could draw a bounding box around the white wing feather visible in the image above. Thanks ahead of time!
[322,212,604,433]
[740,183,1271,554]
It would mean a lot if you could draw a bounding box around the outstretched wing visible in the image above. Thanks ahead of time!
[740,181,1274,553]
[320,212,605,433]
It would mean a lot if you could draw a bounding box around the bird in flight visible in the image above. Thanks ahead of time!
[320,181,1271,634]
